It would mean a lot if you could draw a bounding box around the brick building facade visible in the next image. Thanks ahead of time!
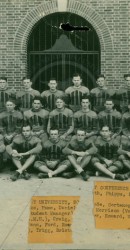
[0,0,130,91]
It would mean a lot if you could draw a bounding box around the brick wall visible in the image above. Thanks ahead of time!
[0,0,129,90]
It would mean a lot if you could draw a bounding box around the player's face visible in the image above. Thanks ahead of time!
[22,126,31,138]
[56,99,64,109]
[48,80,57,91]
[50,130,59,141]
[97,77,105,88]
[72,76,82,87]
[100,127,111,139]
[125,76,130,87]
[77,130,86,142]
[0,79,7,90]
[6,101,15,112]
[81,99,90,109]
[23,79,32,89]
[105,101,114,111]
[32,100,42,110]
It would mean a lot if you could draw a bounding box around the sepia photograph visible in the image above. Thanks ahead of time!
[0,0,130,249]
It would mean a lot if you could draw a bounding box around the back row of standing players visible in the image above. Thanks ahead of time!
[1,73,130,181]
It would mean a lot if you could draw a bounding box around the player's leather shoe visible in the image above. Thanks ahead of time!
[10,171,20,181]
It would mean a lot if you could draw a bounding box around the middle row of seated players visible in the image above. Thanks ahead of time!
[2,125,130,182]
[0,96,130,147]
[1,72,130,114]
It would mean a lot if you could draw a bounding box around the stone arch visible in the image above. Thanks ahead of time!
[13,0,113,71]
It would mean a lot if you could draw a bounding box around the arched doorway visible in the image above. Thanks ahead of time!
[27,12,100,92]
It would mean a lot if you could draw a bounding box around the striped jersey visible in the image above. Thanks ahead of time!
[24,108,49,132]
[90,87,115,113]
[0,110,23,135]
[94,135,121,159]
[16,89,40,111]
[116,88,130,113]
[65,86,89,112]
[0,88,16,112]
[74,109,98,134]
[41,89,65,111]
[6,134,42,155]
[40,138,67,161]
[98,110,122,135]
[48,108,74,135]
[122,111,130,136]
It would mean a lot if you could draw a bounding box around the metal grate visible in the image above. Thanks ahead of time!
[27,12,100,92]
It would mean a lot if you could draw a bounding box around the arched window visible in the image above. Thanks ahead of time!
[27,12,100,91]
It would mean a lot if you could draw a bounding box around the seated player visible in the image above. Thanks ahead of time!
[63,128,97,181]
[0,134,6,170]
[90,74,115,113]
[23,97,49,142]
[98,99,122,138]
[116,74,130,113]
[6,124,42,181]
[47,96,74,141]
[74,97,98,138]
[34,128,71,178]
[16,77,40,112]
[91,126,127,181]
[0,99,23,145]
[65,73,89,112]
[118,135,130,174]
[41,78,65,111]
[122,102,130,138]
[0,77,16,112]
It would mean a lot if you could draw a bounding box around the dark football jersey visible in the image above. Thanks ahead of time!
[65,86,89,112]
[0,88,16,112]
[16,89,40,111]
[122,112,130,136]
[24,109,49,132]
[94,135,121,159]
[41,90,65,111]
[0,110,23,134]
[98,110,122,135]
[116,88,130,113]
[74,109,98,134]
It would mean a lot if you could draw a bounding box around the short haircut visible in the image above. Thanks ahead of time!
[55,95,66,103]
[0,77,7,81]
[49,77,57,82]
[32,96,42,103]
[72,72,82,78]
[105,98,114,103]
[77,128,86,134]
[22,76,31,81]
[96,74,105,80]
[124,74,130,79]
[81,95,90,102]
[101,125,110,131]
[50,127,59,132]
[22,123,32,131]
[6,98,16,105]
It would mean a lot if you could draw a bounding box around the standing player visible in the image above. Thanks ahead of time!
[6,124,42,181]
[98,99,122,138]
[90,74,115,113]
[91,126,127,180]
[0,77,16,112]
[41,78,64,111]
[63,128,97,181]
[74,97,98,138]
[0,99,23,145]
[34,128,71,178]
[65,73,89,112]
[116,74,130,113]
[24,97,49,142]
[47,96,74,141]
[16,77,40,112]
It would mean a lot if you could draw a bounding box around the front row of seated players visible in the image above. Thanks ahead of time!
[3,124,130,182]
